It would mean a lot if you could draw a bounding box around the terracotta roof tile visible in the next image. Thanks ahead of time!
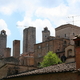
[6,63,76,78]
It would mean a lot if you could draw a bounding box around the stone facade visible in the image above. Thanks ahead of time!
[19,52,34,66]
[55,24,80,45]
[42,27,50,42]
[34,38,70,66]
[65,45,75,63]
[0,30,7,57]
[23,27,36,53]
[13,40,20,58]
[4,48,11,58]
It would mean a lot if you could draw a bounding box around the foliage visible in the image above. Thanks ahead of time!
[40,51,62,67]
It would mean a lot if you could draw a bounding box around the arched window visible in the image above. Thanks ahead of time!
[67,49,72,57]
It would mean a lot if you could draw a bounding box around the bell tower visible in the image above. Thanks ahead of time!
[42,27,50,42]
[0,30,7,57]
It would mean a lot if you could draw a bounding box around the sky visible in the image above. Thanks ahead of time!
[0,0,80,54]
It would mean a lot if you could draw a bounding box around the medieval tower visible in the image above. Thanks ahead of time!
[23,27,36,53]
[0,30,7,57]
[13,40,20,58]
[42,27,50,42]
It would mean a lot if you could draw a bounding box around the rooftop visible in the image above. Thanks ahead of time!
[55,24,80,31]
[6,62,76,78]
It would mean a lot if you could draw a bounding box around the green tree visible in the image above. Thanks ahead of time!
[40,51,62,67]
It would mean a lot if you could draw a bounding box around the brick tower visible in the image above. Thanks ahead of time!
[13,40,20,58]
[0,30,7,57]
[73,35,80,69]
[23,27,36,53]
[42,27,50,42]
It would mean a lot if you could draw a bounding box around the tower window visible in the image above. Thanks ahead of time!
[65,34,66,37]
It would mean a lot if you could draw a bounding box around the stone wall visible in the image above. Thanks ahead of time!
[55,24,80,45]
[34,38,70,66]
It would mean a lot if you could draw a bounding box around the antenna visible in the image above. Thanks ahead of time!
[16,25,27,28]
[68,15,80,25]
[68,16,74,25]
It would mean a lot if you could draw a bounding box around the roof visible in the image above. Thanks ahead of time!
[6,62,76,78]
[3,57,19,64]
[55,24,80,31]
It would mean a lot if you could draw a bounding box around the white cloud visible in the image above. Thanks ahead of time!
[17,18,55,43]
[35,4,68,18]
[0,19,11,35]
[16,0,80,43]
[1,0,80,42]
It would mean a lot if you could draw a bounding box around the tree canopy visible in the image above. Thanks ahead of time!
[40,51,62,67]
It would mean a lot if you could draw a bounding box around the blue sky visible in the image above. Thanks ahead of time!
[0,0,80,54]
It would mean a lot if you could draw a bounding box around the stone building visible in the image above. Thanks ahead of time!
[0,30,7,58]
[13,40,20,58]
[3,35,80,80]
[42,27,50,42]
[34,37,70,66]
[55,24,80,45]
[19,52,34,66]
[65,45,75,63]
[23,27,36,53]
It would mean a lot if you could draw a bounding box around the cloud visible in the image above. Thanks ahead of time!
[1,0,80,42]
[16,0,80,43]
[17,18,55,43]
[0,19,11,35]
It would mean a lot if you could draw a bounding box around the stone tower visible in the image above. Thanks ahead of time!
[4,48,11,58]
[42,27,50,42]
[23,27,36,53]
[0,30,7,57]
[13,40,20,58]
[55,24,80,45]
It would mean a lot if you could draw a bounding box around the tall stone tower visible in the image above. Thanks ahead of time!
[0,30,7,57]
[42,27,50,42]
[55,24,80,45]
[13,40,20,58]
[23,27,36,53]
